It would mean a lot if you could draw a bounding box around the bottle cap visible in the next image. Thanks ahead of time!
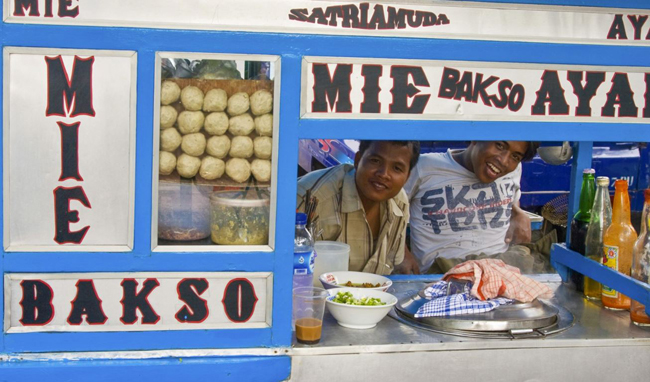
[596,176,610,186]
[583,168,595,174]
[614,179,628,190]
[296,212,307,225]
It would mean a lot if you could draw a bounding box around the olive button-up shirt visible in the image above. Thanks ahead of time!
[297,164,408,275]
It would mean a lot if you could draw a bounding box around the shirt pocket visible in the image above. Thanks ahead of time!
[343,213,370,272]
[346,236,368,272]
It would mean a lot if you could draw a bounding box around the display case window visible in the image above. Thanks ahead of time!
[152,53,279,251]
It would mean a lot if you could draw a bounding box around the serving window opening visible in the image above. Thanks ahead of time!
[296,139,649,276]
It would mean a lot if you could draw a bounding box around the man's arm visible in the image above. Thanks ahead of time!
[505,203,532,244]
[395,166,423,274]
[395,245,421,274]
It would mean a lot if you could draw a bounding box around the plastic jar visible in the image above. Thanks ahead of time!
[210,188,270,245]
[158,181,212,241]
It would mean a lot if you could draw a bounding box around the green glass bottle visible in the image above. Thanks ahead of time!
[569,168,596,292]
[584,176,612,300]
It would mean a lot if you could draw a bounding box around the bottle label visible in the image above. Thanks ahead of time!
[294,251,314,275]
[602,245,619,298]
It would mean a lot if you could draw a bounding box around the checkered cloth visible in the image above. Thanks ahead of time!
[443,259,553,302]
[415,281,513,318]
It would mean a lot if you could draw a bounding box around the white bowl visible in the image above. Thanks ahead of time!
[319,271,392,292]
[325,287,397,329]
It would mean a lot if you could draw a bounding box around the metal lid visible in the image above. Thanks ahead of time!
[395,288,559,332]
[210,189,270,207]
[596,176,610,186]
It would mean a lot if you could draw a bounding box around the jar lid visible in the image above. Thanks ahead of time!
[210,189,270,207]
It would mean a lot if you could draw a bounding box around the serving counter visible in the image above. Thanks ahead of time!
[292,276,650,381]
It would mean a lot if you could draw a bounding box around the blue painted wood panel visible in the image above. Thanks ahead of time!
[0,355,291,382]
[0,0,649,369]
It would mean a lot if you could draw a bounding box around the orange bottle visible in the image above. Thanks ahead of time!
[601,180,637,310]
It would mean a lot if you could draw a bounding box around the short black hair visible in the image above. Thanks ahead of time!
[523,141,540,162]
[358,140,420,170]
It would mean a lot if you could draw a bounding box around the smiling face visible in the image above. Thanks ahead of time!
[465,141,528,184]
[354,141,413,207]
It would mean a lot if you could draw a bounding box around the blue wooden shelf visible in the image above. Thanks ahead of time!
[551,243,650,316]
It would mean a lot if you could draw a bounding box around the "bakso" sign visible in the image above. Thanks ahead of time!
[4,272,272,333]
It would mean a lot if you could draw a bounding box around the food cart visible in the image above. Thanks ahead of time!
[1,0,650,380]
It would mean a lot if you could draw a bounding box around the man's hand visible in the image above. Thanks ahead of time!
[395,247,421,274]
[505,204,532,244]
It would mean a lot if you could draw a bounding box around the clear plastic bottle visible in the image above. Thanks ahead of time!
[569,168,596,292]
[630,189,650,326]
[601,180,637,310]
[293,213,315,290]
[584,176,612,300]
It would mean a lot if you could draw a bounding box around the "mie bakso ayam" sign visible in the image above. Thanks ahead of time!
[301,57,650,123]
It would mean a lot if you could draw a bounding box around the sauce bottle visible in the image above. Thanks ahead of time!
[569,168,595,292]
[601,180,637,310]
[584,176,612,300]
[630,189,650,325]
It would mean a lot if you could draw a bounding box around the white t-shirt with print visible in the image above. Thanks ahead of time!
[404,150,522,273]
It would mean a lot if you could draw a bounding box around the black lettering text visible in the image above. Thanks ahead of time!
[390,66,430,113]
[19,280,54,326]
[120,279,160,325]
[53,186,91,244]
[176,279,209,323]
[311,64,353,113]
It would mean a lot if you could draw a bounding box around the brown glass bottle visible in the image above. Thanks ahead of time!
[601,180,637,310]
[630,189,650,325]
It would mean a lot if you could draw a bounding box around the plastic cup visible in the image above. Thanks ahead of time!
[312,241,350,287]
[292,286,327,345]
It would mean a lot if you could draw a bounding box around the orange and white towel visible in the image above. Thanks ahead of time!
[442,259,553,302]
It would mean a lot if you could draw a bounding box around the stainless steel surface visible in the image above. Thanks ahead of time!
[290,276,650,381]
[394,286,561,333]
[292,276,650,354]
[291,345,650,382]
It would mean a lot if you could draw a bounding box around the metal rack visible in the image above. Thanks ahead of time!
[551,141,650,316]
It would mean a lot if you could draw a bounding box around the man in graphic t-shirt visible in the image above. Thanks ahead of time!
[396,141,540,274]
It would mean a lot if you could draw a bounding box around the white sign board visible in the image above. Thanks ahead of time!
[4,272,272,333]
[3,48,136,251]
[301,56,650,123]
[3,1,650,46]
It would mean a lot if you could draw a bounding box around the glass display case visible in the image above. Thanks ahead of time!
[152,53,278,250]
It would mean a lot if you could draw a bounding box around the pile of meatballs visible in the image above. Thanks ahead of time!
[159,80,273,183]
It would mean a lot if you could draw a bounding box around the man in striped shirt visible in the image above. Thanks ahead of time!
[297,140,420,275]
